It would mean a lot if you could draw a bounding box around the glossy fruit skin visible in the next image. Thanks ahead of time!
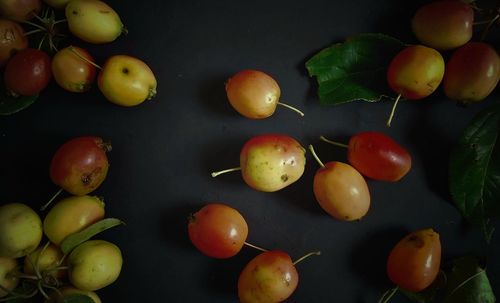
[0,0,41,21]
[45,286,101,303]
[313,161,370,221]
[348,132,411,181]
[444,42,500,104]
[68,240,123,291]
[0,203,42,258]
[387,229,441,292]
[52,46,97,93]
[49,136,110,196]
[43,195,105,246]
[66,0,124,44]
[24,243,65,278]
[43,0,71,9]
[4,48,52,96]
[0,257,18,298]
[0,19,28,67]
[98,55,157,106]
[226,70,281,119]
[412,1,473,51]
[240,134,306,192]
[387,45,445,100]
[188,203,248,259]
[238,250,298,303]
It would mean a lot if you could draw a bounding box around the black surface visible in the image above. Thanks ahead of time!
[1,0,499,302]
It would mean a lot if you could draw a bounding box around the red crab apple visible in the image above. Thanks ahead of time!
[211,134,306,192]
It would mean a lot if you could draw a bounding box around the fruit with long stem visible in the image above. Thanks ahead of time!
[211,134,306,192]
[52,46,97,93]
[320,132,412,181]
[309,145,370,221]
[225,69,304,119]
[386,45,445,127]
[238,250,320,303]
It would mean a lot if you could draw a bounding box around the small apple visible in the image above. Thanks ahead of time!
[0,19,28,67]
[0,203,43,258]
[43,195,105,246]
[45,286,101,303]
[0,257,18,298]
[0,0,42,21]
[309,145,370,221]
[98,55,157,107]
[68,240,123,291]
[212,134,306,192]
[225,69,304,119]
[24,243,66,278]
[66,0,125,44]
[52,46,97,93]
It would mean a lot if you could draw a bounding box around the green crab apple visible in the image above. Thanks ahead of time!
[43,195,105,246]
[24,243,65,278]
[309,145,370,221]
[45,286,101,303]
[68,240,123,291]
[98,55,157,107]
[0,257,18,298]
[212,134,306,192]
[66,0,125,44]
[0,203,43,258]
[225,69,304,119]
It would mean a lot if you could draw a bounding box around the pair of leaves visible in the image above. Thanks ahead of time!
[449,105,500,242]
[401,256,495,303]
[305,33,405,105]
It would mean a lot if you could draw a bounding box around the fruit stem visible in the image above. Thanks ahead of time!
[40,188,63,211]
[53,19,67,25]
[386,93,402,127]
[277,102,305,117]
[37,34,47,50]
[24,29,44,36]
[319,136,349,148]
[68,45,102,70]
[21,20,46,31]
[244,242,268,252]
[446,269,485,298]
[308,145,325,168]
[479,13,499,41]
[211,167,242,177]
[293,251,321,265]
[38,280,49,299]
[377,286,399,303]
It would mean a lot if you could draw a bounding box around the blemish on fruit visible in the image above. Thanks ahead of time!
[281,174,288,182]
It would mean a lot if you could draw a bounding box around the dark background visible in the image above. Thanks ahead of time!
[1,0,499,302]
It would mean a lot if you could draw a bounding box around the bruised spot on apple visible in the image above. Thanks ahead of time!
[98,55,157,107]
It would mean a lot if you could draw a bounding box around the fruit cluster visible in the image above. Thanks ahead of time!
[386,0,499,126]
[0,136,122,302]
[0,0,157,110]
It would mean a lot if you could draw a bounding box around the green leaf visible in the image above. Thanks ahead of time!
[305,33,405,105]
[61,294,95,303]
[0,93,38,115]
[449,105,500,242]
[61,218,125,254]
[443,256,495,303]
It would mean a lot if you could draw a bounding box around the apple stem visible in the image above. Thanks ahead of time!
[479,13,499,41]
[244,242,268,252]
[293,251,321,265]
[377,286,399,303]
[37,34,47,50]
[68,45,102,70]
[38,282,49,299]
[24,29,44,36]
[386,93,402,127]
[211,167,242,177]
[22,19,46,31]
[319,136,349,148]
[40,188,63,211]
[277,102,305,117]
[308,145,325,168]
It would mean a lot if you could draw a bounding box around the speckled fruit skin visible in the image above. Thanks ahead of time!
[387,45,445,100]
[387,229,441,292]
[240,134,306,192]
[0,203,42,258]
[68,240,122,291]
[238,250,298,303]
[225,70,281,119]
[313,161,370,221]
[0,257,19,298]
